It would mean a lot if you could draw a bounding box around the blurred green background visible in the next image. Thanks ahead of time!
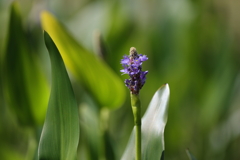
[1,0,240,160]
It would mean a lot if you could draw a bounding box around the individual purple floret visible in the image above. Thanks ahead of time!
[120,47,148,94]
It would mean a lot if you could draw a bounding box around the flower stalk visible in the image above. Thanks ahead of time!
[120,47,148,160]
[131,93,141,160]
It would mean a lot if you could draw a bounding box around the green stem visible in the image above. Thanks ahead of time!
[131,93,141,160]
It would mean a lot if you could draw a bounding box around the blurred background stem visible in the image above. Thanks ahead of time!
[100,108,115,160]
[25,128,37,160]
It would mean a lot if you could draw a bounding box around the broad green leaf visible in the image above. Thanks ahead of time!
[41,11,125,109]
[38,32,79,160]
[186,149,197,160]
[1,1,49,126]
[121,84,170,160]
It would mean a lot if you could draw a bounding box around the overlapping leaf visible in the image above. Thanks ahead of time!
[41,11,125,109]
[121,84,170,160]
[2,1,49,126]
[38,32,79,160]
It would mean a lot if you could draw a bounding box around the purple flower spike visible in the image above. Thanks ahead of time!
[120,47,148,94]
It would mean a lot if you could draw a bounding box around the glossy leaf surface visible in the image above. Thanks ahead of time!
[41,11,125,109]
[121,84,170,160]
[38,32,79,160]
[2,2,49,126]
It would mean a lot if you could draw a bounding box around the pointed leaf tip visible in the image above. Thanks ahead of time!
[38,32,79,160]
[40,11,126,109]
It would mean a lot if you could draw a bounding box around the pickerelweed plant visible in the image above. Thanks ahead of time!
[3,1,223,160]
[3,2,172,160]
[120,47,148,160]
[120,47,171,160]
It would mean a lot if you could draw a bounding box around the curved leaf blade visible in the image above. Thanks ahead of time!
[41,11,125,109]
[2,1,49,126]
[121,84,170,160]
[38,32,79,160]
